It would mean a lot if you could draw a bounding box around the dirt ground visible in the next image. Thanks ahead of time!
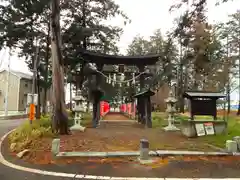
[60,121,214,152]
[13,113,219,165]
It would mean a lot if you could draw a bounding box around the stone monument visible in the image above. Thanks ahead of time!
[163,90,179,131]
[70,90,86,132]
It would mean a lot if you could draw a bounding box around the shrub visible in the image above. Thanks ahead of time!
[8,115,54,152]
[152,112,166,128]
[66,109,74,118]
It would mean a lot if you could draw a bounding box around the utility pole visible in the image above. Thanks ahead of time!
[226,34,231,114]
[29,39,40,123]
[4,48,11,116]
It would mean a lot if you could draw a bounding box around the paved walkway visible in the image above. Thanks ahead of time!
[102,113,130,121]
[0,119,61,180]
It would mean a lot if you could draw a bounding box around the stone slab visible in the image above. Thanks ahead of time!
[57,152,108,157]
[138,157,156,165]
[51,139,60,156]
[107,151,139,157]
[226,140,238,153]
[57,151,140,157]
[156,150,231,156]
[55,149,238,158]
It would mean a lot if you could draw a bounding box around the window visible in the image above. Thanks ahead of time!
[25,83,28,87]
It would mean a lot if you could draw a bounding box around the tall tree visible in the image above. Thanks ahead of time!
[224,11,240,114]
[126,30,178,90]
[50,0,69,134]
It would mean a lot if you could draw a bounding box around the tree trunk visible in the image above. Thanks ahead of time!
[227,83,231,114]
[179,64,184,113]
[237,19,240,115]
[86,101,90,112]
[69,82,72,111]
[42,22,51,115]
[50,0,69,134]
[237,44,240,115]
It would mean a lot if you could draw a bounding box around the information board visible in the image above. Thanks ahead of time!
[195,123,206,136]
[204,122,215,135]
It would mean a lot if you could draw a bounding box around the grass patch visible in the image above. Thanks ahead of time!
[175,114,223,121]
[8,115,55,152]
[151,112,240,149]
[9,112,92,152]
[199,116,240,148]
[174,113,238,148]
[152,112,167,128]
[80,112,92,126]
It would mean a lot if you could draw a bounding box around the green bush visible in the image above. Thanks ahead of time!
[66,109,74,118]
[68,117,74,127]
[151,112,166,128]
[9,115,54,152]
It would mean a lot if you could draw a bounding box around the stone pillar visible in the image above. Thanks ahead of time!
[70,90,86,132]
[226,140,238,153]
[138,139,155,164]
[51,139,60,157]
[139,139,149,160]
[145,96,152,128]
[138,65,145,124]
[233,136,240,151]
[92,97,98,128]
[96,64,103,126]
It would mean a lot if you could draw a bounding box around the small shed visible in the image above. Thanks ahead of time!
[183,91,226,120]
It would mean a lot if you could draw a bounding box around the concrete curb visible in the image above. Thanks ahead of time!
[56,150,237,158]
[0,114,27,120]
[0,129,239,180]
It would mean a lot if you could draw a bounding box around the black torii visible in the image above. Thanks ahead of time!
[68,49,160,128]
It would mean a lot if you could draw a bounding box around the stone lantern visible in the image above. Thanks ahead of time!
[70,90,86,132]
[163,90,179,131]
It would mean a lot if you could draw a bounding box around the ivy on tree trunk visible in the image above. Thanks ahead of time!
[50,0,69,134]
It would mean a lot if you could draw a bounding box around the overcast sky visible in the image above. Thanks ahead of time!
[0,0,239,102]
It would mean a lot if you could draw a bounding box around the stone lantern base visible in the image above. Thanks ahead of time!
[70,124,85,132]
[163,124,180,131]
[163,115,180,131]
[70,114,86,132]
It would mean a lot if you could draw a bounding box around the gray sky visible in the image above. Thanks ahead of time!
[0,0,239,102]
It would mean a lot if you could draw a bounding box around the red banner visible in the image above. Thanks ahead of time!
[100,101,110,116]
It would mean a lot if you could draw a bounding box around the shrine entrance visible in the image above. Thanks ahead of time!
[75,49,159,128]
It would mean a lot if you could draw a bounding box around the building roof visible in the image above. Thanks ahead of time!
[11,70,32,80]
[183,91,226,99]
[134,89,155,98]
[0,69,32,80]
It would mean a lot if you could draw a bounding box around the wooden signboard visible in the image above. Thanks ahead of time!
[29,104,35,120]
[195,124,206,136]
[204,122,215,135]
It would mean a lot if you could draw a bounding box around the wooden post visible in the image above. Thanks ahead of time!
[138,65,145,124]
